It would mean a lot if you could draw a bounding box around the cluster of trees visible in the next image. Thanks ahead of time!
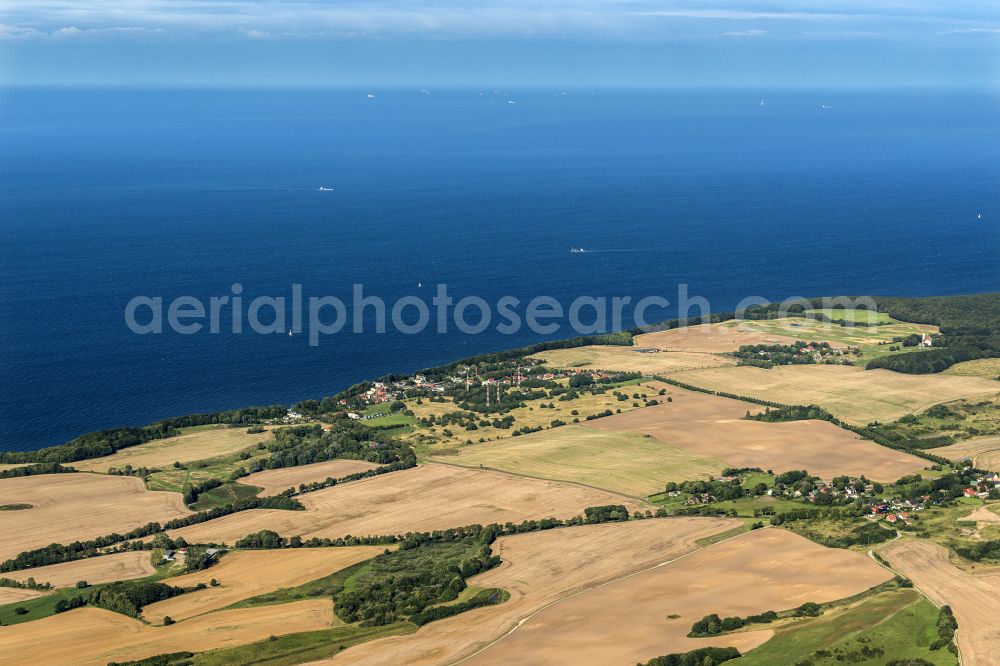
[107,464,156,479]
[745,404,835,423]
[955,539,1000,563]
[256,423,416,471]
[182,547,220,572]
[0,406,285,465]
[689,610,778,636]
[409,587,507,626]
[893,468,981,502]
[108,652,195,666]
[931,605,958,652]
[637,646,741,666]
[771,511,897,548]
[108,654,193,666]
[334,527,503,626]
[0,576,52,591]
[0,462,78,479]
[90,580,186,617]
[584,504,630,523]
[664,478,748,501]
[182,478,223,506]
[733,342,832,369]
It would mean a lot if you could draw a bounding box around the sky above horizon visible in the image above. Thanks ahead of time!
[1,1,998,88]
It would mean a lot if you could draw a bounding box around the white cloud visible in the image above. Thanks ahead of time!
[937,27,1000,35]
[0,1,996,40]
[721,29,768,37]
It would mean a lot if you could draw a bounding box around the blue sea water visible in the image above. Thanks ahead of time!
[0,87,998,452]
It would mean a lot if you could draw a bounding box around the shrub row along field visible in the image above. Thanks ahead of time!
[235,459,379,496]
[169,464,645,546]
[0,474,191,561]
[881,538,1000,666]
[586,384,926,481]
[667,365,998,425]
[433,424,727,497]
[3,551,156,589]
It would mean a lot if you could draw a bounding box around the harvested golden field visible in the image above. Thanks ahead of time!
[465,528,892,666]
[635,322,814,353]
[0,599,333,666]
[935,436,1000,471]
[5,551,155,588]
[0,474,190,561]
[171,464,644,545]
[943,358,1000,379]
[72,425,274,473]
[670,364,999,425]
[407,382,665,450]
[527,345,732,374]
[143,547,382,623]
[320,517,741,666]
[586,385,925,481]
[433,425,726,497]
[0,588,46,604]
[237,460,380,495]
[881,539,1000,666]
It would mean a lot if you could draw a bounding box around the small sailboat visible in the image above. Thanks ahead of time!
[288,330,293,337]
[417,281,422,288]
[570,247,586,253]
[978,213,983,220]
[318,186,333,191]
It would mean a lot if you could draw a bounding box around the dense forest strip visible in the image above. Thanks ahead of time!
[867,293,1000,374]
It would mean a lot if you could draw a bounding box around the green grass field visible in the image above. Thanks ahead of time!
[361,412,417,427]
[731,588,956,666]
[431,424,727,497]
[145,446,270,494]
[189,481,263,510]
